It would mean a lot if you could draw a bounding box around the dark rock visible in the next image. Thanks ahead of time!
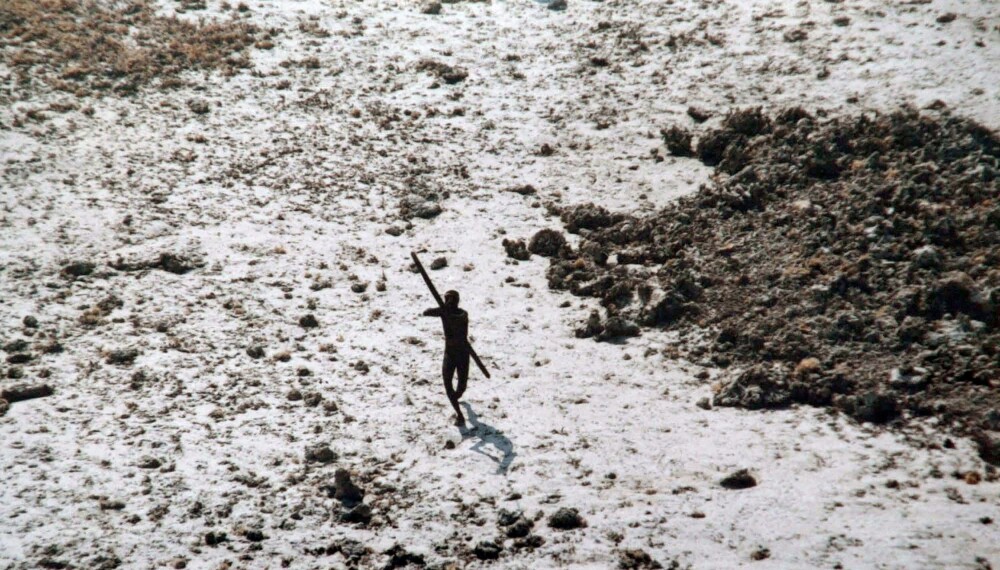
[332,468,364,507]
[158,252,201,274]
[473,541,502,560]
[304,444,336,464]
[383,544,425,568]
[719,469,757,490]
[497,508,522,527]
[0,399,8,416]
[575,310,604,339]
[598,316,640,341]
[687,106,711,123]
[205,531,228,546]
[3,339,29,353]
[415,59,467,84]
[430,257,447,270]
[508,184,537,195]
[62,261,96,277]
[561,203,618,233]
[351,282,369,293]
[714,366,791,410]
[505,516,534,538]
[243,529,266,542]
[299,314,319,328]
[6,353,32,364]
[846,391,899,424]
[138,456,162,469]
[547,0,567,11]
[547,507,586,530]
[661,126,693,157]
[421,0,441,14]
[22,316,38,328]
[512,535,545,550]
[936,12,957,23]
[502,239,530,261]
[246,345,265,359]
[287,389,303,401]
[188,99,210,114]
[528,229,567,257]
[106,348,139,365]
[341,503,372,525]
[974,433,1000,466]
[0,383,53,403]
[618,548,661,569]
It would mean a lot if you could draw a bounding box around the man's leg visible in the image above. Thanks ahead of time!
[455,351,470,399]
[443,353,465,425]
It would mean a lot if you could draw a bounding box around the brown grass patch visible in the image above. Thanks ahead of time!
[0,0,265,98]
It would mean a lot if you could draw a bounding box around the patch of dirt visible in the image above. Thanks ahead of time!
[545,107,999,437]
[0,0,264,99]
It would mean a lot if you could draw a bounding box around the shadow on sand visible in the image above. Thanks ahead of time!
[459,402,516,475]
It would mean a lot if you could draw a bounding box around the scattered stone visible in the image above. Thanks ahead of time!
[205,531,228,546]
[618,548,660,569]
[687,106,712,123]
[0,384,54,403]
[22,316,38,328]
[106,348,140,365]
[62,260,96,277]
[508,184,537,195]
[157,252,202,274]
[696,397,712,410]
[783,28,807,42]
[845,391,899,424]
[505,516,533,538]
[512,535,545,549]
[661,125,693,156]
[414,59,467,84]
[502,238,530,261]
[474,540,502,560]
[246,345,265,359]
[341,503,372,525]
[287,389,303,401]
[383,544,425,567]
[351,282,369,293]
[750,547,771,561]
[0,399,8,417]
[3,339,29,353]
[719,469,757,490]
[99,499,126,511]
[138,456,162,469]
[6,353,33,364]
[528,229,567,257]
[421,0,441,14]
[331,468,365,507]
[547,0,567,11]
[187,99,210,114]
[430,257,448,270]
[305,444,336,464]
[547,507,586,530]
[243,528,266,542]
[974,433,1000,466]
[936,12,957,23]
[385,224,404,236]
[299,314,319,328]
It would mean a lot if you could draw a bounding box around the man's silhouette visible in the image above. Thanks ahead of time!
[423,290,470,425]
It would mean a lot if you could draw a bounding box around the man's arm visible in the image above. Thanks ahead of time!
[423,307,443,317]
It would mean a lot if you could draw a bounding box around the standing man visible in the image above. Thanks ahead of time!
[423,290,470,426]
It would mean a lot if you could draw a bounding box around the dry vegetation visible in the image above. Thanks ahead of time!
[0,0,265,99]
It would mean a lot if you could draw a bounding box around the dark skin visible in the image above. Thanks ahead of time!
[423,290,470,425]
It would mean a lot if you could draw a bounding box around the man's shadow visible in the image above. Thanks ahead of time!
[459,402,516,475]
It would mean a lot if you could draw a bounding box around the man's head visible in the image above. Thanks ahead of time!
[444,290,460,309]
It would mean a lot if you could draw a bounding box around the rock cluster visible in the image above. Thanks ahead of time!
[542,107,999,440]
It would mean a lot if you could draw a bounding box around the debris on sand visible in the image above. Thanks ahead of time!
[1,383,54,403]
[542,107,999,434]
[547,507,586,530]
[719,469,757,490]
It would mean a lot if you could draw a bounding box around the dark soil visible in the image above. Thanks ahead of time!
[543,107,999,444]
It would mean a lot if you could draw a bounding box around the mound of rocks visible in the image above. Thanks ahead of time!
[542,107,999,441]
